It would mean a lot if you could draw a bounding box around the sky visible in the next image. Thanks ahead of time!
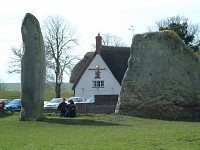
[0,0,200,83]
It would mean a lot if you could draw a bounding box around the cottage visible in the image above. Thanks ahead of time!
[70,34,130,99]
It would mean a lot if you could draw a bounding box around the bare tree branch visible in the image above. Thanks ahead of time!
[8,46,23,74]
[92,33,127,50]
[43,15,80,97]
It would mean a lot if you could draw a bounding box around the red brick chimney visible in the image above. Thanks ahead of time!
[95,33,102,54]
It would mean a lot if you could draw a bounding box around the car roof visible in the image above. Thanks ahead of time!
[0,99,10,101]
[69,97,84,99]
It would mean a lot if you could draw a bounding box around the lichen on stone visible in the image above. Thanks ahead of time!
[160,30,181,40]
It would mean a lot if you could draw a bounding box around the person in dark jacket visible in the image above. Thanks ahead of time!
[57,98,68,117]
[66,99,76,118]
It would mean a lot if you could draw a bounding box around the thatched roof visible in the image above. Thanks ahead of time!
[70,52,94,83]
[70,46,130,90]
[100,46,130,84]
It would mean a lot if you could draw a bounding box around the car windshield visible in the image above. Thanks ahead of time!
[69,97,79,100]
[10,99,21,104]
[50,99,62,103]
[69,97,85,102]
[86,97,95,103]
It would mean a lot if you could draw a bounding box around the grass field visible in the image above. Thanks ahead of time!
[0,91,73,100]
[0,112,200,150]
[3,83,72,91]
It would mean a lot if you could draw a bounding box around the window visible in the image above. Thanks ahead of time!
[92,80,104,88]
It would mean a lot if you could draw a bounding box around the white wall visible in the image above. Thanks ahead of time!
[75,54,121,99]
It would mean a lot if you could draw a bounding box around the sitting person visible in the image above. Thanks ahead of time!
[66,100,76,118]
[57,98,68,117]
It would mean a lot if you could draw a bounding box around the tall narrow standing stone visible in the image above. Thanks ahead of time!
[21,13,46,121]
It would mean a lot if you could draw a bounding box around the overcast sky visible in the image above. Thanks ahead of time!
[1,0,200,83]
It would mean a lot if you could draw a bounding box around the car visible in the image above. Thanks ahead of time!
[79,96,95,103]
[44,98,63,109]
[4,99,21,109]
[0,99,11,109]
[68,97,86,103]
[44,100,49,105]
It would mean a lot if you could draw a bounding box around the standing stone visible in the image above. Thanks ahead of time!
[20,13,46,121]
[115,30,200,120]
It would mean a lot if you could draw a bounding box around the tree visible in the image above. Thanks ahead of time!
[149,15,200,51]
[92,33,127,49]
[43,15,80,98]
[8,46,23,74]
[101,33,127,47]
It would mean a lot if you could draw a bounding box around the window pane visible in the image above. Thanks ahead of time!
[97,81,100,87]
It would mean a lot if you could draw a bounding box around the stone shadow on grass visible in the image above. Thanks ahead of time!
[0,111,14,118]
[42,118,122,126]
[41,116,125,126]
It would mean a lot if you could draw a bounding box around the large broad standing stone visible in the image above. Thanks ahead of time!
[115,30,200,120]
[20,13,46,121]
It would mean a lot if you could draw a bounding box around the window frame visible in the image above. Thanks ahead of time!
[92,80,104,88]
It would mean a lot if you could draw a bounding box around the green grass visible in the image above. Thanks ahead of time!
[0,113,200,150]
[0,91,73,100]
[0,91,20,99]
[3,83,72,91]
[44,91,73,100]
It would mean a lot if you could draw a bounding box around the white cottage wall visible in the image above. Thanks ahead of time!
[75,54,121,99]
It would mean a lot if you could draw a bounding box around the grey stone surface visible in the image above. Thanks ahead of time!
[115,31,200,120]
[20,13,46,121]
